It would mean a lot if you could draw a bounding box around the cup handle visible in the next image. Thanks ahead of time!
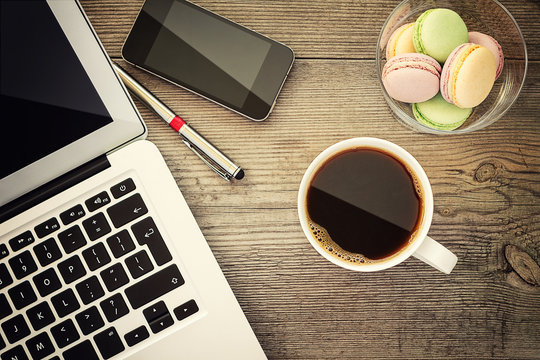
[412,236,457,274]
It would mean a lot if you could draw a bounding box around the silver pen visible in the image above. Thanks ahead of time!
[113,63,244,181]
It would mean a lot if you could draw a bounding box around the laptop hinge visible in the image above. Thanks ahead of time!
[0,155,111,224]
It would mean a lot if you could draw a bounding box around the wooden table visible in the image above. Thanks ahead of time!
[81,1,540,358]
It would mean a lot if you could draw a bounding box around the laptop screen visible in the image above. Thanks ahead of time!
[0,0,145,210]
[0,1,113,179]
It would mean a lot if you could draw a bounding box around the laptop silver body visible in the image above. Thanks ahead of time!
[0,1,265,359]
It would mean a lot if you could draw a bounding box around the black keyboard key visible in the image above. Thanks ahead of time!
[1,345,28,360]
[58,255,86,284]
[26,332,55,360]
[143,301,173,334]
[143,300,167,323]
[82,243,111,271]
[125,264,184,309]
[9,250,38,279]
[26,302,55,331]
[0,293,12,321]
[75,306,105,335]
[75,276,105,305]
[94,327,125,359]
[0,263,13,290]
[131,217,172,266]
[62,340,99,360]
[85,191,111,212]
[34,217,60,238]
[60,204,86,225]
[110,178,136,199]
[0,243,9,259]
[106,230,135,258]
[107,193,148,228]
[1,314,30,344]
[174,299,199,321]
[51,289,80,318]
[8,230,34,252]
[149,311,174,334]
[124,325,149,347]
[51,319,79,348]
[125,250,154,279]
[82,213,111,241]
[33,267,62,297]
[100,293,129,322]
[100,263,129,292]
[58,225,87,254]
[33,237,62,267]
[0,333,4,350]
[8,281,37,310]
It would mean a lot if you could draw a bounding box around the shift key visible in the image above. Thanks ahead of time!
[131,217,172,266]
[125,264,184,309]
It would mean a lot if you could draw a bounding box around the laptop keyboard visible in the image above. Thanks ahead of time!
[1,177,200,360]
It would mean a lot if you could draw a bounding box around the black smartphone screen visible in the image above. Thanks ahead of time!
[122,0,294,120]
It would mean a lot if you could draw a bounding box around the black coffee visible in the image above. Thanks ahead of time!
[306,148,423,263]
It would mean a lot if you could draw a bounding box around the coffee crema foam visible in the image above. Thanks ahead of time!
[308,219,373,264]
[306,159,425,264]
[308,218,421,264]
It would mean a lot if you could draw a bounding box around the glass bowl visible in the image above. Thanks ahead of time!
[376,0,527,134]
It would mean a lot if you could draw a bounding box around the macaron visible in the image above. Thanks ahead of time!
[413,8,468,63]
[468,31,504,79]
[440,43,496,108]
[412,92,472,130]
[382,53,441,103]
[386,23,416,59]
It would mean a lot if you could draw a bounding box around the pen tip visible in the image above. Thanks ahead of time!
[234,169,245,180]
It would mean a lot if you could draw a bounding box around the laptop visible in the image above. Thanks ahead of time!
[0,1,266,359]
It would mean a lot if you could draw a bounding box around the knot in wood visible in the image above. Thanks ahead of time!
[504,244,540,286]
[474,162,497,182]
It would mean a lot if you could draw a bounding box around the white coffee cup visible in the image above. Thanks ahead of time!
[297,137,457,274]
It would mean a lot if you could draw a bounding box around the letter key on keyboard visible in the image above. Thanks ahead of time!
[26,302,55,331]
[2,314,30,344]
[8,281,37,310]
[25,332,55,359]
[58,256,86,284]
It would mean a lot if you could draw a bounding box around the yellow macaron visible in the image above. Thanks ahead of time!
[386,23,416,59]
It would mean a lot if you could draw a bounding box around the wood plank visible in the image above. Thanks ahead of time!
[80,0,540,60]
[112,58,540,358]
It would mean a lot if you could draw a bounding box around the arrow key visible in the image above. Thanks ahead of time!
[124,325,149,347]
[148,312,174,334]
[174,300,199,322]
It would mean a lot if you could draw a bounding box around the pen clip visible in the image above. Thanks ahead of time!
[181,137,232,181]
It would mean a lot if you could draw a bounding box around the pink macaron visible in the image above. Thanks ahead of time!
[468,31,504,79]
[382,53,442,103]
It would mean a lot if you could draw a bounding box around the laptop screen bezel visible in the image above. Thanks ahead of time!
[0,0,146,207]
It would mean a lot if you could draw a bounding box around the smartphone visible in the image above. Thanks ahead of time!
[122,0,294,121]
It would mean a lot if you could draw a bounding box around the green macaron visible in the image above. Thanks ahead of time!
[412,92,472,130]
[413,8,468,63]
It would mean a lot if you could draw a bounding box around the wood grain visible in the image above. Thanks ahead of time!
[81,0,540,358]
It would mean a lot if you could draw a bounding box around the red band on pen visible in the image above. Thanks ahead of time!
[169,115,186,132]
